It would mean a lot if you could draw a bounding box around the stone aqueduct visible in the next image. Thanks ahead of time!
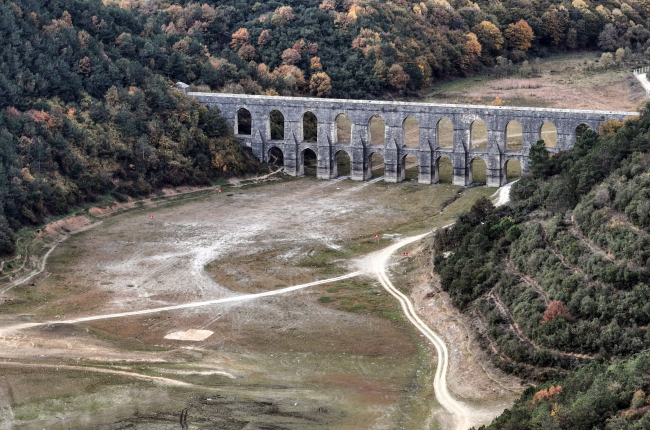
[187,90,636,187]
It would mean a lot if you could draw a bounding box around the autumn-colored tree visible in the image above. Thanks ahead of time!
[319,0,336,10]
[472,21,503,55]
[167,4,183,21]
[532,385,562,403]
[387,64,410,90]
[77,56,91,75]
[273,65,306,89]
[281,48,301,65]
[310,72,332,97]
[162,22,179,36]
[460,33,482,70]
[271,6,295,27]
[542,8,567,46]
[139,0,157,15]
[201,4,217,23]
[230,28,250,50]
[292,40,303,53]
[60,10,72,27]
[308,42,319,55]
[542,301,570,323]
[257,29,272,45]
[238,44,256,61]
[310,57,323,70]
[505,19,534,52]
[172,38,190,54]
[599,119,622,137]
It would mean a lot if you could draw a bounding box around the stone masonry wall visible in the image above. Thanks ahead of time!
[187,91,636,187]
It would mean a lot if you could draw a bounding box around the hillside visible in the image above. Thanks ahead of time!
[1,0,648,255]
[431,108,650,428]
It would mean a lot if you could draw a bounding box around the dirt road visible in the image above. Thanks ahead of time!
[356,231,469,430]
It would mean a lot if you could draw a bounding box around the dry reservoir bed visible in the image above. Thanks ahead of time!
[0,175,518,429]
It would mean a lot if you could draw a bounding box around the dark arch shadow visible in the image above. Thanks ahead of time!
[268,146,284,170]
[237,108,251,135]
[333,150,351,178]
[303,111,317,142]
[470,156,487,185]
[270,110,285,140]
[299,147,317,177]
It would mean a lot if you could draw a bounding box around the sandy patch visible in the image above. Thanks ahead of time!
[164,329,214,341]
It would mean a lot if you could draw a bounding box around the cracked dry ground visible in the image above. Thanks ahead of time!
[0,176,513,429]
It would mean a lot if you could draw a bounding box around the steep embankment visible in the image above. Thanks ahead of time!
[431,110,650,428]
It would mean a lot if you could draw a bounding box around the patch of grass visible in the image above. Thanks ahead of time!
[314,279,403,321]
[297,249,347,268]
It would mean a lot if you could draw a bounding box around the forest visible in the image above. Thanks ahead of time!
[0,0,648,255]
[433,106,650,428]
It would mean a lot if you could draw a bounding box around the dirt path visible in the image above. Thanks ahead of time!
[491,180,517,207]
[366,231,475,430]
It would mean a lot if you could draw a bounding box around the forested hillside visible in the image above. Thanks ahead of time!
[0,0,647,253]
[432,109,650,428]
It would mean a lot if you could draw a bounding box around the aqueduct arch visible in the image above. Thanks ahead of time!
[187,89,635,187]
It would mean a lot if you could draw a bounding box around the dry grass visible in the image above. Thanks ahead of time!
[491,79,543,90]
[424,53,645,112]
[471,120,488,150]
[507,121,522,151]
[541,123,558,147]
[438,117,454,148]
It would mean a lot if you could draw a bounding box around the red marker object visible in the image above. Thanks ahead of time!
[149,215,153,219]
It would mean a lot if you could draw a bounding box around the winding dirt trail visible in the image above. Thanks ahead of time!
[368,232,474,430]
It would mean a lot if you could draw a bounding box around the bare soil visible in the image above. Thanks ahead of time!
[0,175,505,429]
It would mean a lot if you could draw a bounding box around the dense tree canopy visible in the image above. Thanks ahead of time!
[433,108,650,427]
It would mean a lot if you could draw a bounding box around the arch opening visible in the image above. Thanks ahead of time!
[370,115,385,146]
[270,110,285,140]
[367,152,385,179]
[576,123,592,140]
[403,154,419,181]
[438,117,453,148]
[470,156,487,185]
[506,120,522,151]
[237,108,252,135]
[505,158,522,183]
[334,150,351,178]
[268,147,284,168]
[471,119,487,150]
[336,113,351,144]
[303,111,318,142]
[300,148,317,177]
[403,116,419,148]
[436,155,453,183]
[541,122,557,148]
